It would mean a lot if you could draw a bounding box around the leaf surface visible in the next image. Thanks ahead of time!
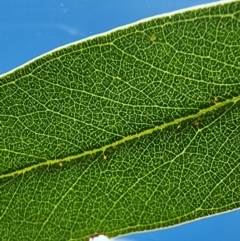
[1,1,240,240]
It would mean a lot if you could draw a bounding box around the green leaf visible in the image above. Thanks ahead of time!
[1,1,240,240]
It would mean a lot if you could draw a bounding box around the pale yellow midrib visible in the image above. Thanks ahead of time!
[1,95,239,180]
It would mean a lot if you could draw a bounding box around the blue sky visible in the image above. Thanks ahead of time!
[1,0,240,240]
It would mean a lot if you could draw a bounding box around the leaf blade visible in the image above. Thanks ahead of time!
[1,1,240,240]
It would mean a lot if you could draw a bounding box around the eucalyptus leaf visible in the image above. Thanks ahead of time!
[1,1,240,240]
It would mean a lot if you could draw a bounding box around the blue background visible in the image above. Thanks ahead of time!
[1,0,240,240]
